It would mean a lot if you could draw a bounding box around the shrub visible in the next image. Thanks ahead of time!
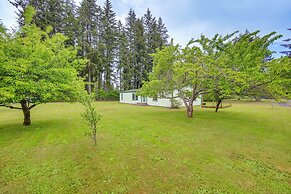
[170,98,182,109]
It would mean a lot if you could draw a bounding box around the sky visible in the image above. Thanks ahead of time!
[1,0,290,57]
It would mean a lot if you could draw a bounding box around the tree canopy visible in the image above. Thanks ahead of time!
[0,6,86,125]
[138,31,290,117]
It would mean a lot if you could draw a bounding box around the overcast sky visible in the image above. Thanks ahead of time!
[1,0,290,57]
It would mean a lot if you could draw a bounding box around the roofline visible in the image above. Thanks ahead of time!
[120,89,137,93]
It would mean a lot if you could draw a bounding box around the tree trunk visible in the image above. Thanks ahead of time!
[186,102,193,118]
[170,92,174,108]
[215,99,222,112]
[92,127,97,145]
[88,65,92,94]
[20,99,31,126]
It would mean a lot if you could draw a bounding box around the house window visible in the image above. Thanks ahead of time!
[153,96,158,102]
[132,93,138,101]
[120,93,123,100]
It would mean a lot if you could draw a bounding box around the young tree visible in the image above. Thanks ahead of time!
[80,94,102,145]
[0,7,85,125]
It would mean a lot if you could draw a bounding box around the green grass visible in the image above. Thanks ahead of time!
[0,102,290,193]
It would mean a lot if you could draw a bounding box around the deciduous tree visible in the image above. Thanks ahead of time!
[0,7,85,125]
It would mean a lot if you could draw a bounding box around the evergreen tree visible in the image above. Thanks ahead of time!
[124,9,137,89]
[77,0,101,94]
[117,21,131,90]
[62,0,78,45]
[133,18,147,89]
[157,17,169,48]
[100,0,118,91]
[9,0,65,33]
[281,28,291,57]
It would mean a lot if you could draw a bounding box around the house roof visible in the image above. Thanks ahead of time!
[120,89,137,93]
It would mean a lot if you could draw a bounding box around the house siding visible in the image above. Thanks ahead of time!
[120,90,202,108]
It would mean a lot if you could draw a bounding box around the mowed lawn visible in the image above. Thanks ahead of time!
[0,102,290,193]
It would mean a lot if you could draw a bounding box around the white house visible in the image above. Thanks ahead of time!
[119,89,202,108]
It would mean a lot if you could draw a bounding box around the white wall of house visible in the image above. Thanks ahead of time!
[120,90,202,108]
[120,92,140,104]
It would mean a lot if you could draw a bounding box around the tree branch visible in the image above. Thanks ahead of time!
[29,104,37,110]
[0,104,22,110]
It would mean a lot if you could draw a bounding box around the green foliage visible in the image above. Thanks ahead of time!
[80,94,102,145]
[170,98,182,109]
[97,89,106,100]
[140,30,288,115]
[105,90,119,100]
[0,6,86,125]
[96,89,119,101]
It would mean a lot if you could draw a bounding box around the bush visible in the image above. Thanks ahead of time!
[96,89,119,101]
[170,98,182,109]
[97,89,106,100]
[105,90,119,100]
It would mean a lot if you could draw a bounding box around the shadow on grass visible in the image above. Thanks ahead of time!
[0,119,84,148]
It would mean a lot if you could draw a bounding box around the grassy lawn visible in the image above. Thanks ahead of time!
[0,102,290,193]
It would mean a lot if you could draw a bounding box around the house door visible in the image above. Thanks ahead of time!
[142,97,146,103]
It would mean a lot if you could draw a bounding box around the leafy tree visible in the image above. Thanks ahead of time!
[195,31,283,111]
[139,40,211,117]
[137,40,179,107]
[0,6,85,125]
[225,31,283,101]
[195,32,239,112]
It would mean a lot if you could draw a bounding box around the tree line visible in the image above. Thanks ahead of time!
[9,0,169,98]
[0,1,290,124]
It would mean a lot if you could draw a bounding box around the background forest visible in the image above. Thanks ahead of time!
[8,0,169,100]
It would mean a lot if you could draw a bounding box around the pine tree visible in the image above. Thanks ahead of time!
[100,0,118,91]
[124,9,137,89]
[281,28,291,57]
[157,17,169,48]
[77,0,101,94]
[9,0,65,33]
[62,0,78,46]
[117,21,130,90]
[133,18,147,89]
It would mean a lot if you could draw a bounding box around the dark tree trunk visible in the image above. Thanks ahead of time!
[186,102,193,118]
[88,65,92,94]
[215,99,222,112]
[20,99,31,126]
